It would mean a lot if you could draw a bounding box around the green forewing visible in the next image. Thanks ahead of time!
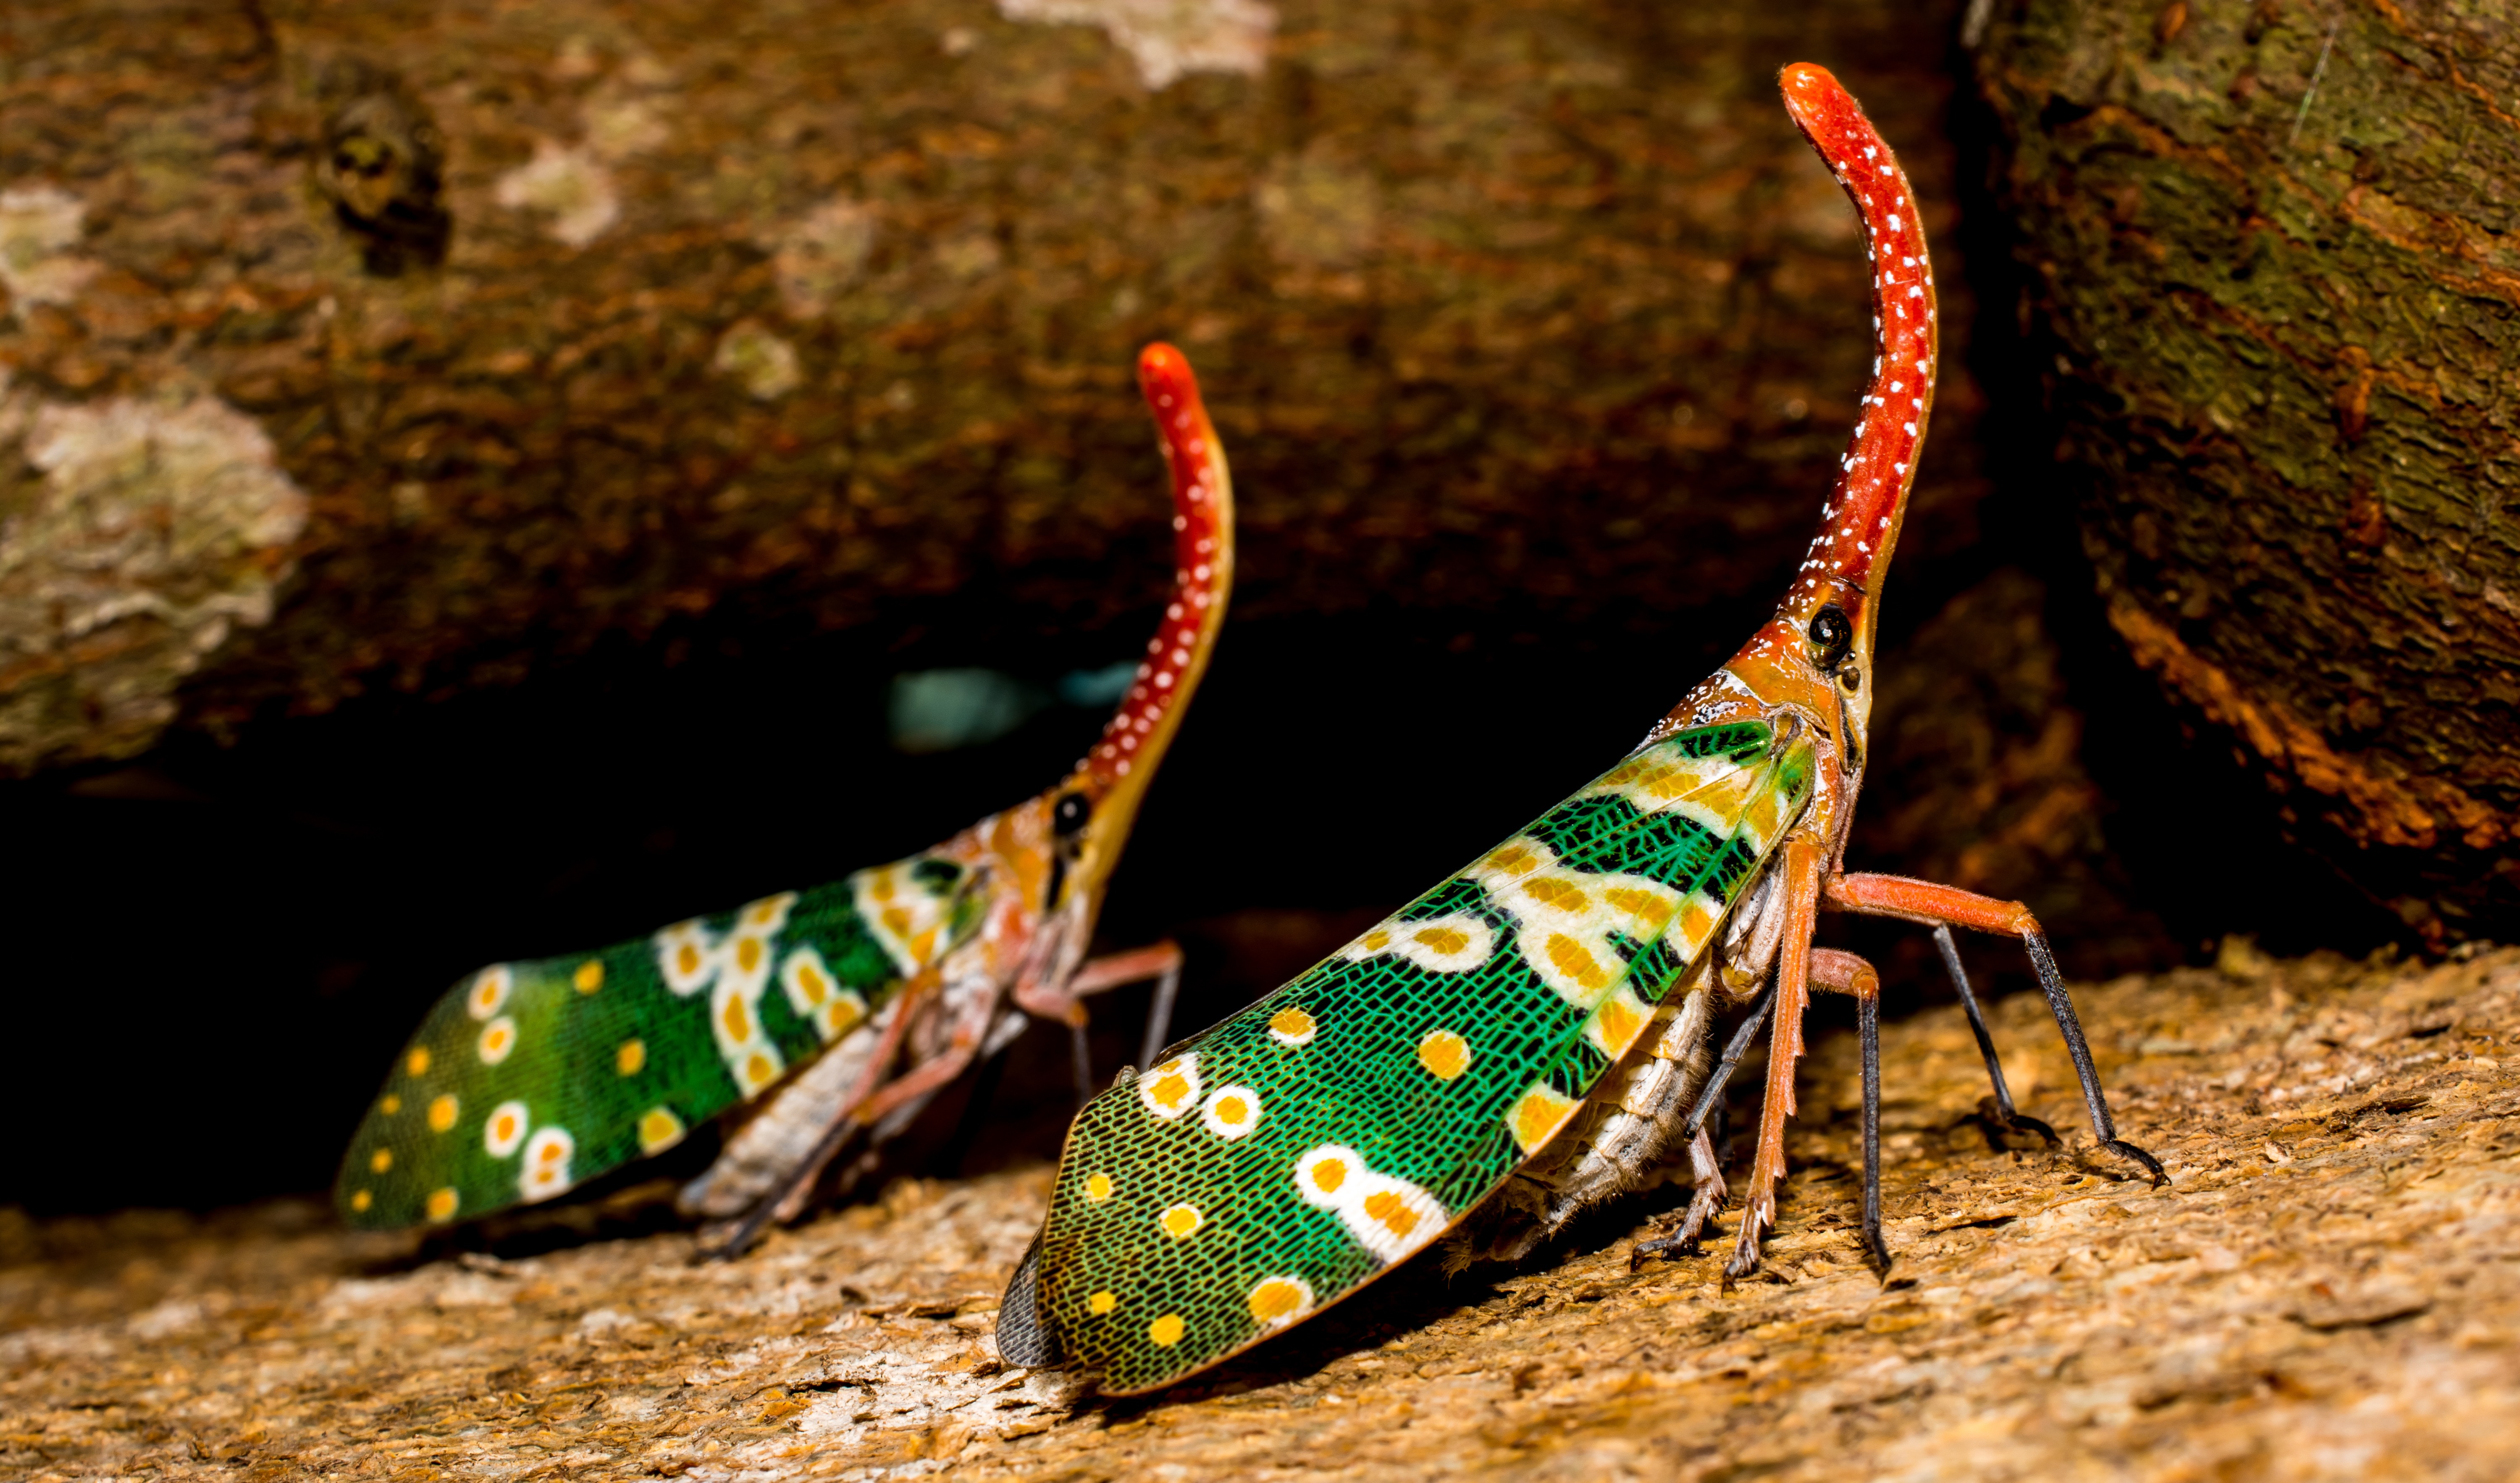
[1031,721,1815,1392]
[336,852,983,1229]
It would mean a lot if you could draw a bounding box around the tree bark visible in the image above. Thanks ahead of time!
[7,946,2518,1478]
[1972,0,2520,944]
[0,0,1990,776]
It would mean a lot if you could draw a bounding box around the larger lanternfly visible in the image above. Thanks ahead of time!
[337,346,1234,1251]
[999,66,2163,1395]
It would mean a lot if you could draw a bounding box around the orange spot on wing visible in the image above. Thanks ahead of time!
[428,1095,458,1133]
[369,1148,392,1173]
[638,1108,684,1151]
[1089,1291,1118,1315]
[735,937,764,974]
[617,1039,646,1076]
[1416,1030,1471,1081]
[1593,996,1645,1057]
[1525,877,1588,913]
[1361,1189,1419,1238]
[425,1188,458,1222]
[1510,1085,1578,1154]
[1160,1204,1202,1239]
[723,996,751,1041]
[1546,933,1612,990]
[1148,1313,1185,1346]
[1310,1157,1347,1194]
[574,960,604,993]
[1269,1007,1315,1041]
[1149,1073,1190,1110]
[1413,926,1469,954]
[1084,1172,1114,1202]
[1746,786,1786,842]
[1603,887,1674,933]
[1248,1281,1304,1323]
[406,1047,431,1077]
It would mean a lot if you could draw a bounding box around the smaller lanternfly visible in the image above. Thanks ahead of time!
[998,65,2163,1395]
[337,345,1235,1252]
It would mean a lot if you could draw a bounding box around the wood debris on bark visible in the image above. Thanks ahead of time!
[8,944,2520,1478]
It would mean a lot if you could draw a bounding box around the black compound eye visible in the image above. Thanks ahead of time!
[1807,604,1853,672]
[1053,791,1091,836]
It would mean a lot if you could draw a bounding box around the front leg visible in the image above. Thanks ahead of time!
[1018,939,1186,1104]
[1825,873,2165,1185]
[1728,836,1825,1279]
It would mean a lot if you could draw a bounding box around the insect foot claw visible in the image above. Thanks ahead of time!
[2105,1137,2169,1186]
[1975,1096,2061,1150]
[1724,1222,1769,1280]
[693,1218,750,1263]
[1630,1221,1708,1268]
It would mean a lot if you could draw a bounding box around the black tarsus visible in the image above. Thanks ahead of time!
[1685,984,1778,1141]
[1858,987,1889,1271]
[2021,928,2168,1185]
[1070,1023,1095,1110]
[1138,959,1182,1073]
[1932,926,2061,1147]
[938,1042,1013,1175]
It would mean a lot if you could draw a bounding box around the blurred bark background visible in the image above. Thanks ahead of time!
[2,0,2504,1219]
[1972,0,2520,947]
[5,0,1998,769]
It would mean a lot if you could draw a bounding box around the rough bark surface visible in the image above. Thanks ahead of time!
[1971,0,2520,943]
[0,0,1984,775]
[8,945,2520,1479]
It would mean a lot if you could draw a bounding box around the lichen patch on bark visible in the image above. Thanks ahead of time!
[0,388,308,773]
[994,0,1277,90]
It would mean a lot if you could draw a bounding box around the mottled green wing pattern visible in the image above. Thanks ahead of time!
[1029,721,1817,1392]
[337,853,982,1228]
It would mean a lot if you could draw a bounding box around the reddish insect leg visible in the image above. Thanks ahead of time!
[1728,837,1824,1279]
[1824,873,2165,1184]
[1017,940,1186,1106]
[1065,940,1187,1071]
[704,969,946,1258]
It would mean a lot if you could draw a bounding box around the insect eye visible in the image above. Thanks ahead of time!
[1053,792,1091,836]
[1807,605,1853,672]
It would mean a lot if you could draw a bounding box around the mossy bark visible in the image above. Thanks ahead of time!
[1972,0,2520,944]
[0,0,1985,776]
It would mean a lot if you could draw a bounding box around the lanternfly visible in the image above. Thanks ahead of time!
[336,347,1238,1253]
[997,63,2163,1396]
